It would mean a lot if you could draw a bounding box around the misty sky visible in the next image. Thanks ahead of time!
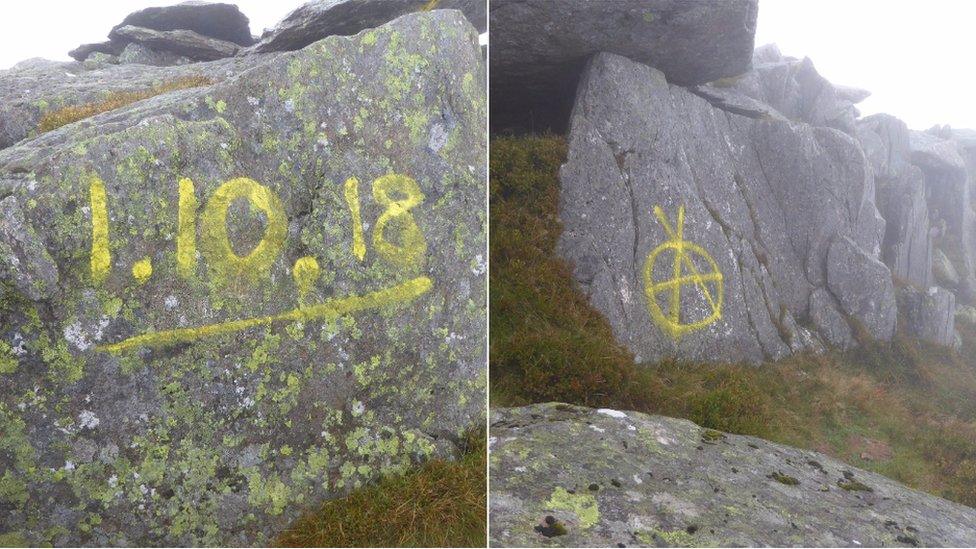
[0,1,972,130]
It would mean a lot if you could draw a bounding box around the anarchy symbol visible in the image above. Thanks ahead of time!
[642,205,724,340]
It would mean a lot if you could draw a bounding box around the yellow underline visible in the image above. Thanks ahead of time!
[97,276,433,353]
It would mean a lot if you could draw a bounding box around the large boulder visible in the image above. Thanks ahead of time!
[875,166,933,288]
[490,0,758,132]
[826,236,897,340]
[557,52,894,364]
[113,25,240,61]
[108,1,255,47]
[251,0,486,53]
[897,286,956,347]
[0,10,485,546]
[489,403,976,547]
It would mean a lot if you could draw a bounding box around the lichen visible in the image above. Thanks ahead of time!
[544,487,599,529]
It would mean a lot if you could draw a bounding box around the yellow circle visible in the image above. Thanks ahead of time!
[132,257,153,284]
[642,240,724,339]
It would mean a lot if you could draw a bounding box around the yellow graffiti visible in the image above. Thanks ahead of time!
[89,176,110,284]
[96,276,433,353]
[372,174,426,268]
[643,205,724,340]
[199,177,287,286]
[292,256,320,303]
[132,258,153,284]
[344,177,366,262]
[177,178,198,279]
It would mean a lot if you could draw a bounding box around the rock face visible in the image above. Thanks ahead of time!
[557,52,894,364]
[0,10,485,547]
[107,1,254,47]
[489,0,758,132]
[898,286,956,347]
[0,55,264,150]
[489,403,976,547]
[113,25,241,61]
[252,0,486,53]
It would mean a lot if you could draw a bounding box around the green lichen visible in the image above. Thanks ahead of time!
[0,341,17,374]
[638,528,696,547]
[769,471,800,486]
[838,479,873,492]
[544,487,599,529]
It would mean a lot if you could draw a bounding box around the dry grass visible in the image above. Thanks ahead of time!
[276,429,486,547]
[490,134,976,508]
[36,75,214,133]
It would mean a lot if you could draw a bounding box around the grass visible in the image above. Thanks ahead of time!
[490,134,976,508]
[36,75,214,133]
[275,429,486,547]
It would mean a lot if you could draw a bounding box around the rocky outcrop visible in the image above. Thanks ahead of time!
[107,1,255,47]
[557,52,893,364]
[0,9,485,547]
[489,0,758,132]
[898,286,957,347]
[113,25,241,61]
[251,0,486,53]
[489,403,976,547]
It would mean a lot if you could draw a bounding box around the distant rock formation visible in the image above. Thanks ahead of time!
[489,403,976,547]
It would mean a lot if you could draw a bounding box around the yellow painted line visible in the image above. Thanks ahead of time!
[97,276,433,353]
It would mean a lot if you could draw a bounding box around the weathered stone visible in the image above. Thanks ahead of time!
[934,247,961,286]
[0,195,59,302]
[0,10,485,546]
[897,286,956,347]
[910,131,976,303]
[69,41,126,62]
[858,113,911,179]
[489,403,976,547]
[117,43,193,67]
[876,165,932,287]
[809,287,853,349]
[558,52,892,364]
[82,52,120,70]
[490,0,758,132]
[834,84,871,104]
[955,304,976,326]
[0,55,266,150]
[251,0,485,53]
[826,236,897,340]
[108,1,254,46]
[114,25,240,61]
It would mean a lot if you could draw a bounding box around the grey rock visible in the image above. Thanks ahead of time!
[0,55,267,150]
[489,403,976,547]
[251,0,485,53]
[117,42,193,67]
[490,0,758,132]
[876,165,933,287]
[826,236,897,341]
[858,113,911,179]
[897,286,956,347]
[910,131,976,302]
[82,51,120,70]
[0,10,485,546]
[834,84,871,104]
[0,195,59,301]
[68,40,126,62]
[752,42,783,64]
[689,83,789,121]
[955,304,976,326]
[558,52,892,364]
[934,247,961,287]
[809,287,853,349]
[114,25,240,61]
[108,1,254,46]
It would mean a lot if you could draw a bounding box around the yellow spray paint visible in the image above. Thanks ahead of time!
[372,174,426,268]
[292,256,320,303]
[176,178,198,279]
[97,276,433,353]
[131,258,153,284]
[343,177,366,262]
[89,176,111,284]
[643,205,723,340]
[199,177,287,286]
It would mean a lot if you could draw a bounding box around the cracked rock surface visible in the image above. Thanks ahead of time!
[558,52,893,364]
[489,403,976,547]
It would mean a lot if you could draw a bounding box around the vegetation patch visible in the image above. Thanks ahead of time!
[37,76,214,133]
[275,428,485,547]
[768,471,800,486]
[490,135,976,509]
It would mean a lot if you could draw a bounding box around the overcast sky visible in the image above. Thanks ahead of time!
[0,1,972,130]
[755,0,975,130]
